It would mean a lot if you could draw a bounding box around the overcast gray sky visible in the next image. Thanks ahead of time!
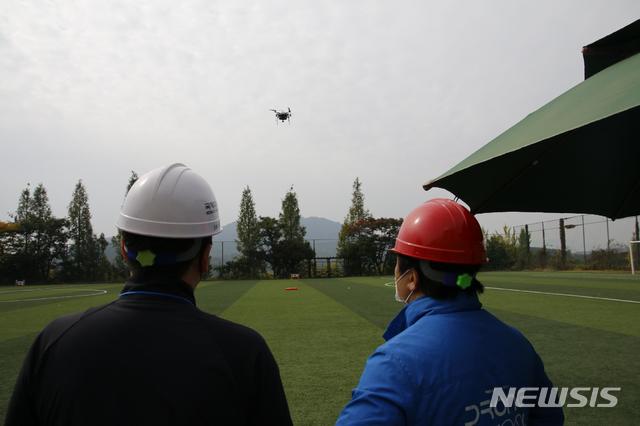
[1,0,638,238]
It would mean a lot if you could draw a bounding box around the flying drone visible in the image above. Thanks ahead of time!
[270,107,292,124]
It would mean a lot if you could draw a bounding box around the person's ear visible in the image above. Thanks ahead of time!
[407,268,419,292]
[200,243,212,274]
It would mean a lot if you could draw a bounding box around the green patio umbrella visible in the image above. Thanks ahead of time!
[424,21,640,220]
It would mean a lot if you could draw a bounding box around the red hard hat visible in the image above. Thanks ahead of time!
[390,199,487,265]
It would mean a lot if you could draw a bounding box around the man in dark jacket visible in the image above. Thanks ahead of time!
[5,163,292,426]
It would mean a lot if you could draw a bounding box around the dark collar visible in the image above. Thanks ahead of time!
[120,279,196,306]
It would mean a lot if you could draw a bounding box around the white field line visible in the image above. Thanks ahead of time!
[0,285,105,294]
[381,282,639,304]
[0,289,108,303]
[0,288,49,294]
[485,286,640,304]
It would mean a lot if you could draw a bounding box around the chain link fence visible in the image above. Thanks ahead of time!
[210,238,340,276]
[211,239,339,268]
[509,214,640,270]
[211,215,640,274]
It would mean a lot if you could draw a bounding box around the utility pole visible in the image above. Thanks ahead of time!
[635,216,640,267]
[541,220,547,267]
[312,239,317,278]
[582,215,587,264]
[559,218,567,268]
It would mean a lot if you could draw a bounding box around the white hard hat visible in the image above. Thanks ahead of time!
[116,163,222,239]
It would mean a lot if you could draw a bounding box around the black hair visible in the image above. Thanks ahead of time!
[396,254,484,300]
[121,231,213,283]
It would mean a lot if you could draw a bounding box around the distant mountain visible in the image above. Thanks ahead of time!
[214,221,237,243]
[106,217,342,266]
[302,217,343,240]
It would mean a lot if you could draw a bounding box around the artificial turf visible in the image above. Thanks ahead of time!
[1,272,638,425]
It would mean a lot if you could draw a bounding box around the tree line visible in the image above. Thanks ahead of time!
[9,170,614,284]
[1,172,403,283]
[218,186,314,279]
[226,178,403,279]
[483,222,636,271]
[0,172,138,284]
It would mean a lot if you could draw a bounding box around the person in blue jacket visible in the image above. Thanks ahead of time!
[336,199,564,426]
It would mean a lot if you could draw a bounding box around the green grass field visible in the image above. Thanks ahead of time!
[1,272,639,425]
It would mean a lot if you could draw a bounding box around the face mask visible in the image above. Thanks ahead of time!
[394,269,414,304]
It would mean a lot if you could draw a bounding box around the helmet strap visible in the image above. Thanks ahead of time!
[124,239,203,267]
[418,261,475,290]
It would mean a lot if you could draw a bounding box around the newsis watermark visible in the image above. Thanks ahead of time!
[490,387,621,408]
[463,387,621,426]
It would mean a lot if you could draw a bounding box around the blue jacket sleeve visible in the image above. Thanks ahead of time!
[528,353,564,425]
[336,349,415,426]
